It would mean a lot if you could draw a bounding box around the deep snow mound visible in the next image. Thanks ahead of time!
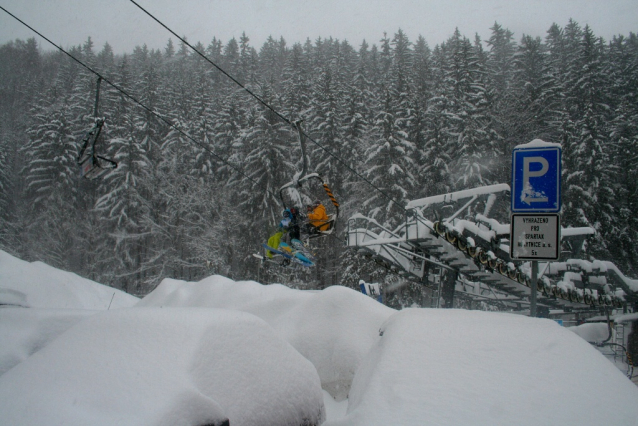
[0,307,94,375]
[325,309,638,426]
[0,250,138,309]
[568,322,613,343]
[0,307,325,426]
[138,275,396,400]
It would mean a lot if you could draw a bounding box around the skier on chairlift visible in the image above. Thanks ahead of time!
[265,208,312,266]
[305,200,329,235]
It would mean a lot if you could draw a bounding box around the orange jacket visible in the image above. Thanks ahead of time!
[308,204,330,231]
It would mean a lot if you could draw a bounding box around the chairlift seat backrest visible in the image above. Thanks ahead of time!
[77,120,104,165]
[80,154,117,180]
[308,213,336,238]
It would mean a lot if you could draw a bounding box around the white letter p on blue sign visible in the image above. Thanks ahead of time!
[512,146,561,212]
[522,156,549,204]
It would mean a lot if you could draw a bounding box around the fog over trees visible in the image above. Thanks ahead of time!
[1,21,637,305]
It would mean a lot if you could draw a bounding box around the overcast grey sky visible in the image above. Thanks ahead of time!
[0,1,636,54]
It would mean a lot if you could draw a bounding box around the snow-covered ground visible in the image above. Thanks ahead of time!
[0,249,138,309]
[137,276,395,401]
[1,249,637,425]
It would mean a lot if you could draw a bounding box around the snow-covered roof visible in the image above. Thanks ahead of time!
[561,227,596,237]
[567,322,611,342]
[614,312,638,324]
[598,261,638,293]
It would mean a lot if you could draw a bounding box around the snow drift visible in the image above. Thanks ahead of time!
[2,250,637,425]
[0,250,140,375]
[325,309,638,426]
[137,275,396,400]
[0,307,94,375]
[568,322,613,343]
[0,307,325,426]
[0,250,138,309]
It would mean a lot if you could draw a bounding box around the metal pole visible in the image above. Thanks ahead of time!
[382,282,386,306]
[93,77,102,118]
[530,260,538,317]
[294,120,308,179]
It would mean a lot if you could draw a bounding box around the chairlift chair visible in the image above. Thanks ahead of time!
[76,77,117,180]
[278,121,340,239]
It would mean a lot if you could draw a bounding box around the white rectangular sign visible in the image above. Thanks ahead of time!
[510,213,560,260]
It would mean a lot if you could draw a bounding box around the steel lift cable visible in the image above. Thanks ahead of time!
[127,0,406,219]
[0,5,348,269]
[0,5,283,203]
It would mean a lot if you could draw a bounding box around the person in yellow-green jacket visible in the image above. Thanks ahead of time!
[265,209,292,258]
[265,208,311,265]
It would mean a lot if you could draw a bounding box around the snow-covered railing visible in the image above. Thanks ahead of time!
[406,184,510,210]
[346,215,428,279]
[347,184,634,311]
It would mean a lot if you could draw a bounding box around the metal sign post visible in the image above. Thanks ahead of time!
[510,213,560,317]
[510,140,562,317]
[531,261,538,317]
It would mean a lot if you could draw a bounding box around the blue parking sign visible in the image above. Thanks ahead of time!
[511,146,561,212]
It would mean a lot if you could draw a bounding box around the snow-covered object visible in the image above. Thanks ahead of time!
[0,250,138,309]
[0,307,94,375]
[406,183,510,209]
[138,276,396,400]
[0,307,325,426]
[599,260,638,292]
[568,322,612,343]
[514,138,562,149]
[325,309,638,426]
[615,312,638,324]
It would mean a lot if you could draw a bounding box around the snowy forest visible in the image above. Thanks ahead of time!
[1,20,637,302]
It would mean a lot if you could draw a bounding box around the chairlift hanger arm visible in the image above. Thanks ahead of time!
[93,77,102,118]
[77,77,106,164]
[294,120,308,179]
[77,76,118,179]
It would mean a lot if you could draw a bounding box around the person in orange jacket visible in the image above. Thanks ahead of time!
[306,200,330,233]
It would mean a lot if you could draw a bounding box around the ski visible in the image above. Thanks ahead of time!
[261,244,314,267]
[290,239,316,261]
[252,253,290,267]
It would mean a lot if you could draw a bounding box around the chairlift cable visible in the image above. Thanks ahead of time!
[0,6,276,197]
[0,5,347,265]
[127,0,405,216]
[1,4,430,258]
[3,6,436,280]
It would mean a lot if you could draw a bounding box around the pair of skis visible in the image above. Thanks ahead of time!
[254,240,315,268]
